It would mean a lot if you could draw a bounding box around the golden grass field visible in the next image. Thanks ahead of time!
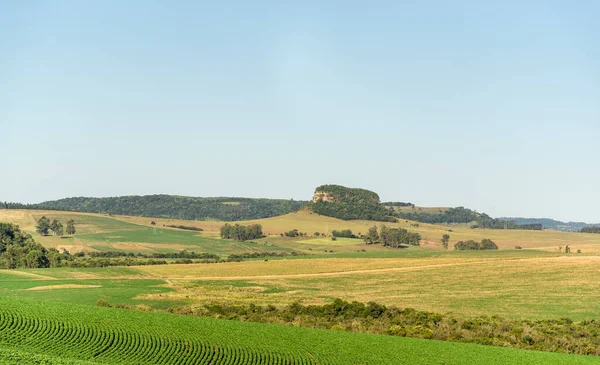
[132,255,600,319]
[3,208,600,320]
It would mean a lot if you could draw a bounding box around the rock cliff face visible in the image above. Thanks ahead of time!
[312,191,336,203]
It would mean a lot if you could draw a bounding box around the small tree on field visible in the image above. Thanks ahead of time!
[441,234,450,249]
[36,216,50,236]
[66,219,76,236]
[50,219,64,237]
[55,223,64,237]
[364,226,379,244]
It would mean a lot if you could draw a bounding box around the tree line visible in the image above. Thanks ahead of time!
[310,200,397,222]
[164,225,203,231]
[580,226,600,233]
[363,225,421,247]
[220,223,264,241]
[396,207,543,230]
[453,239,498,250]
[4,195,306,222]
[36,216,75,237]
[383,202,415,207]
[331,229,354,238]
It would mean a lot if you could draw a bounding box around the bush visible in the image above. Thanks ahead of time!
[331,229,353,238]
[97,299,112,307]
[454,239,498,250]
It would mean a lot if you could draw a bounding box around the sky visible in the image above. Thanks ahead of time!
[1,1,599,222]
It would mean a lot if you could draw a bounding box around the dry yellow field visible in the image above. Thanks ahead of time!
[133,254,600,320]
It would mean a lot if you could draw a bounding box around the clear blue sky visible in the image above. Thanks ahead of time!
[1,1,599,222]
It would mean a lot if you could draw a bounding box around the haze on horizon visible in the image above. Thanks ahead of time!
[1,1,599,222]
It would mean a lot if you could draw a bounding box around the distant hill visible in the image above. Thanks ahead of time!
[3,195,306,221]
[308,185,396,222]
[498,217,600,232]
[395,207,543,230]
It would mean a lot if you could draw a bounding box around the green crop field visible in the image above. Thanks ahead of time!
[0,297,597,365]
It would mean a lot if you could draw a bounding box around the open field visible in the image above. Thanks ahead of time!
[134,254,600,320]
[0,297,597,365]
[3,209,600,319]
[0,252,598,320]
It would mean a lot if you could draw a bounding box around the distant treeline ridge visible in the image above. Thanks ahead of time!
[3,195,306,221]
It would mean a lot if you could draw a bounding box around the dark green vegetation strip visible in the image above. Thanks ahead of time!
[0,298,598,364]
[6,195,306,221]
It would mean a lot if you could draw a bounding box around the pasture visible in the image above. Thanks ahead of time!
[0,252,599,320]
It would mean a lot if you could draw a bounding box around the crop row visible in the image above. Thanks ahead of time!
[0,303,318,364]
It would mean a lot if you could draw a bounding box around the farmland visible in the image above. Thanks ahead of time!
[0,297,597,364]
[3,208,600,361]
[3,209,600,319]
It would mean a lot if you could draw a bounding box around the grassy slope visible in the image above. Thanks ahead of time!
[0,297,597,365]
[5,208,600,253]
[0,210,294,255]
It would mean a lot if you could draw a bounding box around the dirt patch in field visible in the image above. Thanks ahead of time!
[109,243,154,252]
[26,284,101,291]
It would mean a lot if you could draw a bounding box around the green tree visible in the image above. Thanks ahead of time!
[2,245,20,269]
[364,226,379,244]
[55,223,64,237]
[441,234,450,249]
[36,216,50,236]
[66,219,76,236]
[25,250,44,268]
[50,219,64,237]
[47,249,61,268]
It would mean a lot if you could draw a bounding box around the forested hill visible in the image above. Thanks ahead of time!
[396,207,543,230]
[499,217,600,232]
[3,195,306,221]
[309,185,397,222]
